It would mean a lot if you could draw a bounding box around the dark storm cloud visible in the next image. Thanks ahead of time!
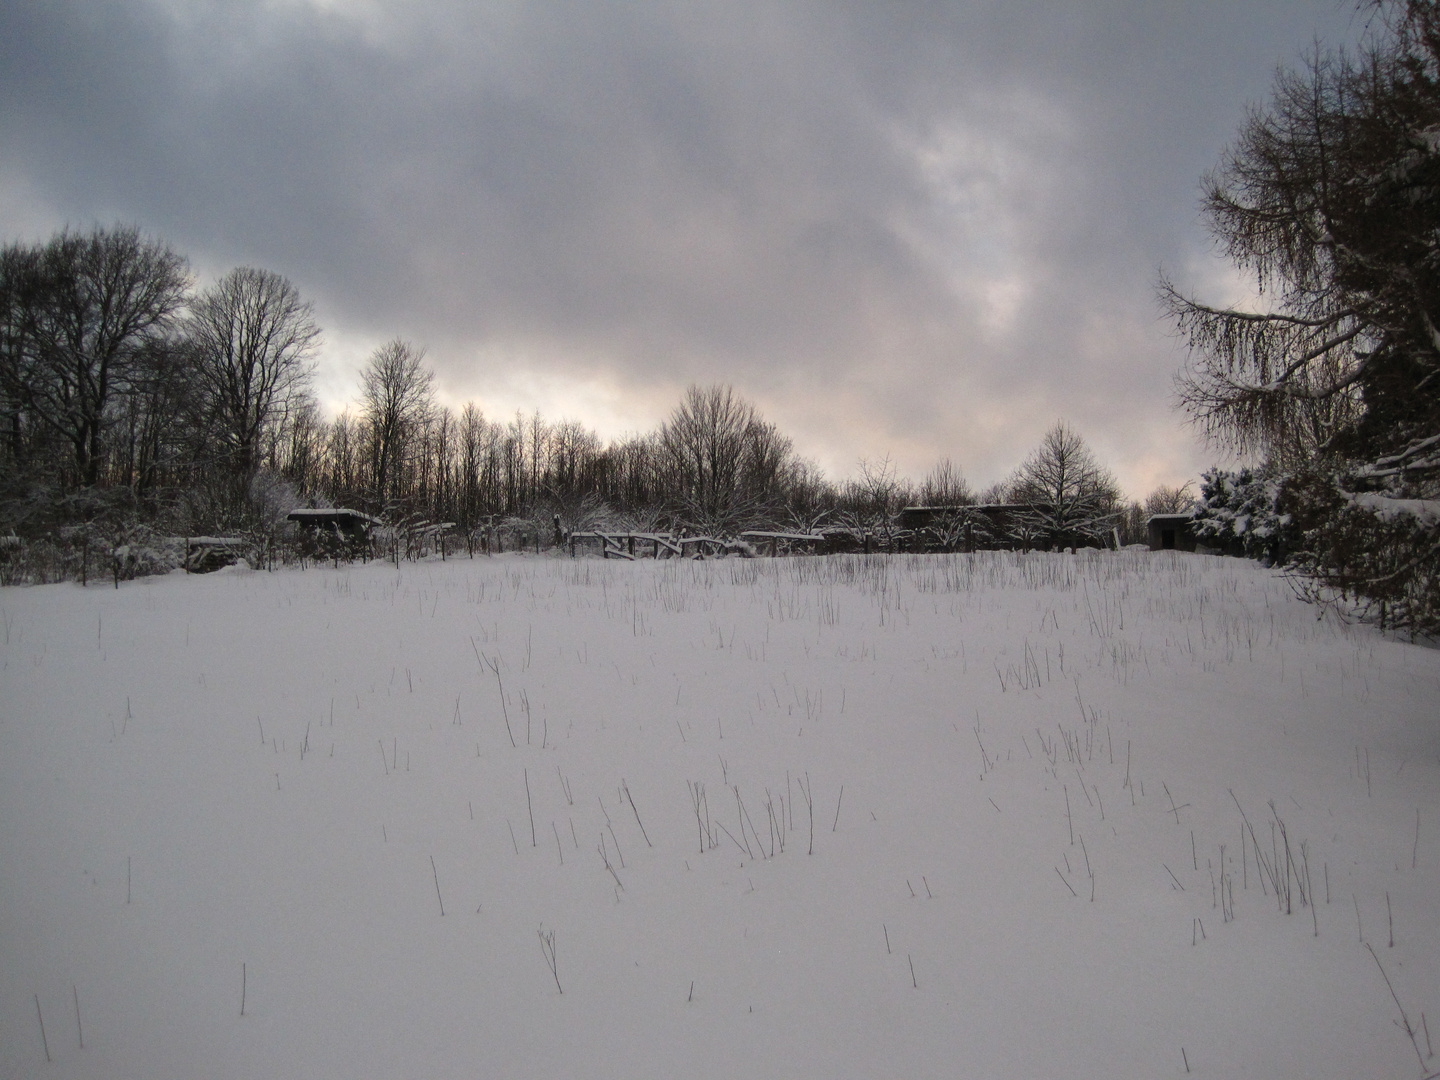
[0,0,1365,491]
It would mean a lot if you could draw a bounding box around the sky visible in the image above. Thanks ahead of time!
[0,0,1372,497]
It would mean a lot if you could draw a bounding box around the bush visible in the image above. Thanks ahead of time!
[111,525,184,581]
[1281,466,1440,637]
[1191,467,1296,564]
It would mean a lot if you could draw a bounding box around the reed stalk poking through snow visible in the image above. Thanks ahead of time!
[1366,942,1426,1070]
[538,926,561,993]
[431,855,445,915]
[35,994,50,1062]
[622,780,652,847]
[525,768,536,847]
[473,642,516,748]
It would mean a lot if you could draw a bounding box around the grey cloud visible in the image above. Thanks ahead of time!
[0,0,1364,491]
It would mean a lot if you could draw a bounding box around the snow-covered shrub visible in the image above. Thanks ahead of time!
[1191,467,1296,564]
[249,470,310,534]
[1281,465,1440,637]
[110,525,184,582]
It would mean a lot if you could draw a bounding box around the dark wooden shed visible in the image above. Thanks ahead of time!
[286,509,380,539]
[1147,514,1196,552]
[286,508,382,560]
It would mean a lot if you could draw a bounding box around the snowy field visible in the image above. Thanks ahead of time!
[2,550,1438,1079]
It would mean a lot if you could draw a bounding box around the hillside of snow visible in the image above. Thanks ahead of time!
[2,550,1437,1079]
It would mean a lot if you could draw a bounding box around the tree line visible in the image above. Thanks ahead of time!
[1,225,1175,568]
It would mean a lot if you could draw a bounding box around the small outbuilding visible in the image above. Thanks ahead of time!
[1147,514,1197,552]
[283,509,377,538]
[282,512,377,561]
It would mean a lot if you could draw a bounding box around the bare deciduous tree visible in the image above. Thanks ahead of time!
[0,226,190,486]
[840,453,912,545]
[1007,421,1122,548]
[1144,482,1195,516]
[659,384,792,532]
[919,457,973,506]
[359,339,435,508]
[187,267,320,513]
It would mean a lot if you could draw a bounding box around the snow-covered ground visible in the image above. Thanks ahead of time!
[2,550,1437,1079]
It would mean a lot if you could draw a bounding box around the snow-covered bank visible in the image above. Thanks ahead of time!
[2,551,1437,1079]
